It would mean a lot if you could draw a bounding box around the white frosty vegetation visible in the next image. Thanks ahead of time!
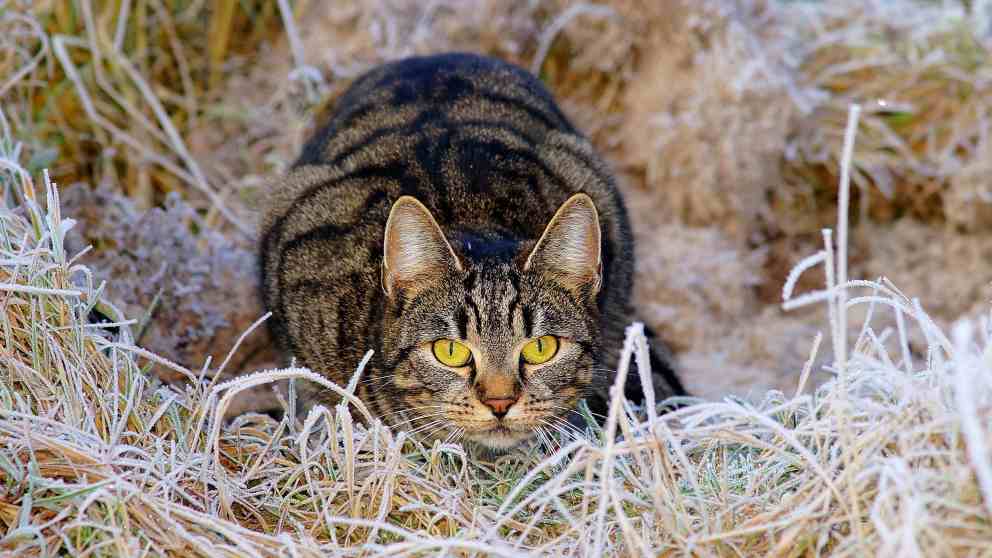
[1,104,991,555]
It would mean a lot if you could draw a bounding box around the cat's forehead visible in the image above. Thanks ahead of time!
[455,262,526,352]
[452,230,526,265]
[460,259,521,301]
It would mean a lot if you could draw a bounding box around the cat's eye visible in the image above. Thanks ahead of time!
[521,335,559,365]
[432,339,473,367]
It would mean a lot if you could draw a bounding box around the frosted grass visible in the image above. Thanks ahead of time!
[2,102,991,555]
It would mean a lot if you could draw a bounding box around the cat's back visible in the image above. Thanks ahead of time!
[261,52,627,240]
[297,52,578,169]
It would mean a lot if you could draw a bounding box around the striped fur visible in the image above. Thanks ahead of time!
[259,53,685,450]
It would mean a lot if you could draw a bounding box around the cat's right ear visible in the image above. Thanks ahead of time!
[382,196,462,299]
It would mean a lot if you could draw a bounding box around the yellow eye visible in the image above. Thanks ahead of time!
[521,335,559,365]
[432,339,473,367]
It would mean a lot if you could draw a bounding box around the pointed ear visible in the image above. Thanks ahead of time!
[382,196,462,298]
[524,193,602,296]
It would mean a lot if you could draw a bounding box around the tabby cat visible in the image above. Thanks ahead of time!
[259,53,686,450]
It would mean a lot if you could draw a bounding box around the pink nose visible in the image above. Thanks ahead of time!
[483,396,518,417]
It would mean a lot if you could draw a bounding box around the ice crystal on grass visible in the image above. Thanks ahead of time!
[60,185,277,384]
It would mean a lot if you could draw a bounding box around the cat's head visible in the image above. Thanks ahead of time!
[376,194,603,450]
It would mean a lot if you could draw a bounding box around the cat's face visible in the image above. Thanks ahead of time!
[376,194,602,450]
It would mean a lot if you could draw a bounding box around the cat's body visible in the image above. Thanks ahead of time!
[260,53,685,450]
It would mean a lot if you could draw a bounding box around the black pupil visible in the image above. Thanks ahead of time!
[537,338,543,354]
[448,341,454,357]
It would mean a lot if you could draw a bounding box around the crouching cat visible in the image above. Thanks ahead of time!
[259,53,685,450]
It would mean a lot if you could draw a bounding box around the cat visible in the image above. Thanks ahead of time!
[259,53,686,451]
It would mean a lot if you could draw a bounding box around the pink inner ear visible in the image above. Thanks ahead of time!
[383,197,461,295]
[525,194,602,290]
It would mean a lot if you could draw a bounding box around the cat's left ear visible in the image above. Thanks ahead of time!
[382,196,462,299]
[524,193,602,297]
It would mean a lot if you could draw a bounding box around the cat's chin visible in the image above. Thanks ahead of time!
[462,426,533,451]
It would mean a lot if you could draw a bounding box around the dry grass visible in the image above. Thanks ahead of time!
[3,118,992,555]
[2,0,992,556]
[777,0,992,232]
[2,0,283,219]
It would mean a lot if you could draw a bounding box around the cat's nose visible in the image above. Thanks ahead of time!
[483,395,519,418]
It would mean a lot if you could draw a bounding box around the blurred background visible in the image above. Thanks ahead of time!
[2,0,991,403]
